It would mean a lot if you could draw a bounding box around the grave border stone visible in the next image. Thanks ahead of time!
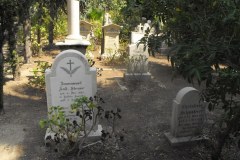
[164,87,207,146]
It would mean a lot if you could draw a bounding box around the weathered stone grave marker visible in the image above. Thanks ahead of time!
[102,23,121,58]
[165,87,207,146]
[80,20,92,40]
[44,49,101,143]
[124,44,151,81]
[124,21,151,81]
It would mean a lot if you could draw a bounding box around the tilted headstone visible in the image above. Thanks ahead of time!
[44,49,101,143]
[165,87,207,146]
[102,23,121,58]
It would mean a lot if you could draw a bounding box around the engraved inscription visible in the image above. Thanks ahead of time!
[58,81,85,102]
[177,104,205,137]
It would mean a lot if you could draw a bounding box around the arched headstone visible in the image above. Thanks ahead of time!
[44,49,101,144]
[165,87,207,146]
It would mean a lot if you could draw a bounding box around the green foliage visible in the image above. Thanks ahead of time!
[203,68,240,160]
[28,61,51,89]
[140,0,240,159]
[86,8,103,21]
[103,43,128,66]
[39,96,123,155]
[8,50,23,78]
[53,10,68,39]
[90,20,102,45]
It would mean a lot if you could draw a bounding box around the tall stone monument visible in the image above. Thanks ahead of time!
[101,23,121,58]
[56,0,90,54]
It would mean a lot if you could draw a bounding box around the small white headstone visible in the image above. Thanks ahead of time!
[44,49,101,143]
[165,87,207,146]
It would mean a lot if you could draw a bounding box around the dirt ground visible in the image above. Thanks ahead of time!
[0,49,219,160]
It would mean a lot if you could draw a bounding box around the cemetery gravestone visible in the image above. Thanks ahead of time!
[165,87,207,146]
[131,31,144,44]
[124,44,151,81]
[80,20,92,40]
[124,21,151,81]
[102,24,121,58]
[44,49,101,143]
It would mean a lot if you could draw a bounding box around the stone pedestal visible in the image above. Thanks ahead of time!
[56,0,90,54]
[56,41,90,54]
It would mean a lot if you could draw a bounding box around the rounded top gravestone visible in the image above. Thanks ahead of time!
[171,87,207,138]
[45,49,97,120]
[175,87,199,104]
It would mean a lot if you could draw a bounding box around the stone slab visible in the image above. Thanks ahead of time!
[124,72,151,81]
[164,132,206,146]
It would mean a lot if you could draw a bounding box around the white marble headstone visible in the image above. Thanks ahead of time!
[44,49,102,144]
[45,49,97,120]
[165,87,207,146]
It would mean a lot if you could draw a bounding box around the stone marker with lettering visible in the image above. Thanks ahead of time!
[164,87,207,146]
[101,23,121,58]
[44,49,102,143]
[80,20,92,40]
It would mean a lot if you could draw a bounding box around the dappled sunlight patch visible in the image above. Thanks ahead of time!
[4,82,44,102]
[5,90,42,101]
[0,144,24,160]
[149,56,171,66]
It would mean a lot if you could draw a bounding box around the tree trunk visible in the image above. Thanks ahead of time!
[0,46,4,114]
[48,1,55,45]
[23,17,32,63]
[8,23,21,80]
[36,2,43,56]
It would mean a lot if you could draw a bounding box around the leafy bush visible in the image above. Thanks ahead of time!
[28,61,51,89]
[86,8,103,21]
[138,0,240,159]
[40,96,123,156]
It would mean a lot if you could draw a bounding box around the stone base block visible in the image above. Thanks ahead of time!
[164,132,205,146]
[44,125,103,146]
[55,40,90,54]
[124,72,151,81]
[101,52,121,59]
